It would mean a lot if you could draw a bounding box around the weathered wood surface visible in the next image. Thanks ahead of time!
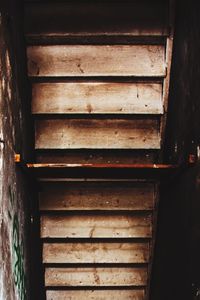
[32,82,163,115]
[27,163,177,179]
[39,182,155,211]
[43,242,149,264]
[35,119,160,149]
[46,290,145,300]
[35,150,158,164]
[45,267,147,287]
[41,214,152,238]
[25,1,168,37]
[27,45,165,77]
[36,150,159,164]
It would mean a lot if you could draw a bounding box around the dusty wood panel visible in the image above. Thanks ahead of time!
[32,82,163,115]
[35,150,158,164]
[25,1,168,37]
[35,119,160,150]
[27,45,166,77]
[41,214,152,238]
[46,289,145,300]
[39,182,155,211]
[43,242,149,264]
[45,267,147,287]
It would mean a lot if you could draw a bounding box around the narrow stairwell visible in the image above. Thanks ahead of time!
[24,1,175,299]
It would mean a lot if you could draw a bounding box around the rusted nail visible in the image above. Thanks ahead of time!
[14,153,21,163]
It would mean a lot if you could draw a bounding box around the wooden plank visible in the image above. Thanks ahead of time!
[27,45,166,77]
[32,82,163,115]
[35,119,160,150]
[26,163,177,179]
[41,214,152,238]
[35,150,159,164]
[25,1,168,37]
[39,182,155,211]
[160,0,175,155]
[43,242,149,264]
[45,267,147,287]
[46,290,145,300]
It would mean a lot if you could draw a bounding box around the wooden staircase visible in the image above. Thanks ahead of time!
[24,1,175,299]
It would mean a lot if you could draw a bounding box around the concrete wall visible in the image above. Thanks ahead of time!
[0,0,32,299]
[151,1,200,299]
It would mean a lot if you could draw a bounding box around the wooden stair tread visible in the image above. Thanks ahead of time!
[24,1,169,39]
[27,45,166,77]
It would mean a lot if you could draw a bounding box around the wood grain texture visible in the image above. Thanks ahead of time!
[25,1,168,37]
[32,82,163,115]
[46,290,145,300]
[45,267,147,287]
[41,214,152,238]
[43,242,149,264]
[39,182,155,211]
[27,45,166,77]
[35,119,160,150]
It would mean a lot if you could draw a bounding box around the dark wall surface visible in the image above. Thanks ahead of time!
[0,0,33,299]
[151,1,200,299]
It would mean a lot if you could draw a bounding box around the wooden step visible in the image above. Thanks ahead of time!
[25,1,169,39]
[41,213,152,239]
[32,82,163,115]
[35,149,159,165]
[39,181,155,211]
[27,45,166,77]
[35,119,160,150]
[46,290,145,300]
[43,242,150,264]
[45,267,147,287]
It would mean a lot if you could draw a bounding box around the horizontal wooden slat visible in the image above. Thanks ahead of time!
[43,242,149,264]
[27,45,166,77]
[35,119,160,150]
[41,214,152,238]
[45,267,147,287]
[26,163,177,179]
[32,82,163,115]
[25,1,168,37]
[35,149,159,164]
[46,290,145,300]
[39,182,155,211]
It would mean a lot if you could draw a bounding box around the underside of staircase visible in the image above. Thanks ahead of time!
[23,1,175,299]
